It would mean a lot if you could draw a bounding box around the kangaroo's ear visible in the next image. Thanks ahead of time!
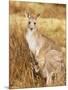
[25,11,30,18]
[36,13,40,19]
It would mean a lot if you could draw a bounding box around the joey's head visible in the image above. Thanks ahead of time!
[25,12,40,31]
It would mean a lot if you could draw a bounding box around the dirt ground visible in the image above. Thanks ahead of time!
[9,1,66,89]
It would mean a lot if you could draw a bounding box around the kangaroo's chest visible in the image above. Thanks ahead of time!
[26,30,39,54]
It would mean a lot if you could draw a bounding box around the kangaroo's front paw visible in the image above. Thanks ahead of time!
[33,65,40,78]
[34,65,40,73]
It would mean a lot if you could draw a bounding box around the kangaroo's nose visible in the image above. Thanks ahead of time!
[30,28,33,30]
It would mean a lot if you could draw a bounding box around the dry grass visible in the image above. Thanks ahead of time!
[9,16,46,88]
[9,1,66,19]
[9,1,66,89]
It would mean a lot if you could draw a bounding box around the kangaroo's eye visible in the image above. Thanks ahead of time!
[29,21,31,24]
[34,22,36,25]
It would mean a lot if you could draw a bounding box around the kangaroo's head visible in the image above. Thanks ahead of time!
[25,12,40,31]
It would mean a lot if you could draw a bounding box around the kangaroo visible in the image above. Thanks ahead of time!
[25,12,64,86]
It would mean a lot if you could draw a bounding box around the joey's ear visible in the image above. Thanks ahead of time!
[25,11,31,18]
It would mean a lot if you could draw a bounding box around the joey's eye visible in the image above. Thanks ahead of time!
[34,22,36,25]
[28,21,31,24]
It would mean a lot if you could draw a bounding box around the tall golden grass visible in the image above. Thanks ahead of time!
[9,1,66,88]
